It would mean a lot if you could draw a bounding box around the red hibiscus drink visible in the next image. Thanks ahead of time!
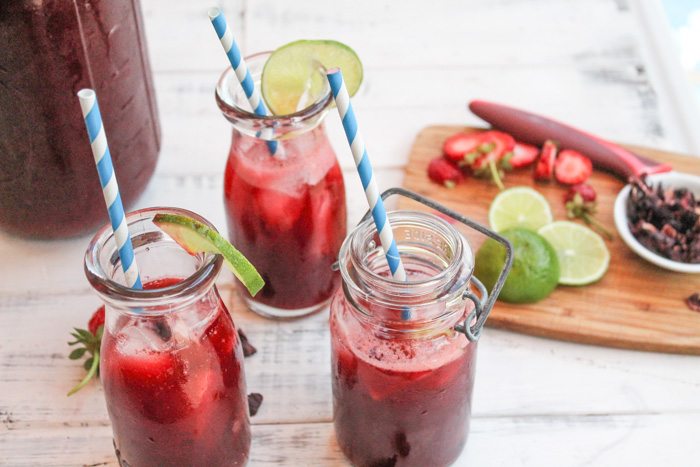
[85,208,251,467]
[0,0,160,239]
[331,210,478,467]
[216,52,347,319]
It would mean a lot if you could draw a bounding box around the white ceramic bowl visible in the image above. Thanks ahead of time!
[613,171,700,273]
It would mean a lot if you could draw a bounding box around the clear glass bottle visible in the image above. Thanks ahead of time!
[0,0,160,239]
[84,207,250,467]
[330,210,478,467]
[216,52,347,319]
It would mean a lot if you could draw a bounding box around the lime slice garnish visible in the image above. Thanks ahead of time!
[488,186,553,232]
[261,39,363,116]
[538,221,610,286]
[153,214,264,296]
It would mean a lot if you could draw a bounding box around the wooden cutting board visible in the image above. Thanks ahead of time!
[399,126,700,355]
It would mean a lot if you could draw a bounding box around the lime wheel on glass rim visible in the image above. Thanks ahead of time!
[261,39,363,116]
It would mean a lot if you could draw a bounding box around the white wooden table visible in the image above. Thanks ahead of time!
[2,0,699,465]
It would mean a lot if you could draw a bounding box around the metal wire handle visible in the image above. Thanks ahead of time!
[337,187,513,342]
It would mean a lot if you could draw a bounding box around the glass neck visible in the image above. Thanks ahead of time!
[84,207,223,316]
[339,211,474,336]
[215,51,332,140]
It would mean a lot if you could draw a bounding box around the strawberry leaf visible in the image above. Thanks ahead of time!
[69,348,86,360]
[67,309,105,396]
[74,328,94,340]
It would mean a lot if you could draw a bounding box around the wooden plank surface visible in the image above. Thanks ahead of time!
[4,413,700,467]
[400,125,700,354]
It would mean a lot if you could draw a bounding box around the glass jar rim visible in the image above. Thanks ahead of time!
[84,207,223,309]
[337,210,475,334]
[341,210,474,293]
[215,50,333,124]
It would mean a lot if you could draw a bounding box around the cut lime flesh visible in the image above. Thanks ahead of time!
[261,39,363,116]
[488,186,553,232]
[153,214,264,296]
[538,221,610,286]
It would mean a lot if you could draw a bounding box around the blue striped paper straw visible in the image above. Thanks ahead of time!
[78,89,142,290]
[208,7,278,155]
[326,68,407,284]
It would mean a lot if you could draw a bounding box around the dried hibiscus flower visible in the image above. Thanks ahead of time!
[248,393,263,416]
[238,328,257,357]
[686,293,700,312]
[626,176,700,263]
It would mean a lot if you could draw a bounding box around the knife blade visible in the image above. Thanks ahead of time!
[469,100,673,181]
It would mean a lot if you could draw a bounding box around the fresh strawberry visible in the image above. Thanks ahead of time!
[504,142,539,169]
[428,157,464,188]
[442,133,485,162]
[468,131,515,190]
[564,183,597,203]
[88,306,105,336]
[67,305,106,396]
[534,140,558,181]
[564,183,612,240]
[555,149,593,185]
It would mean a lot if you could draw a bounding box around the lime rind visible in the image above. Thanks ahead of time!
[261,39,363,116]
[153,214,265,296]
[475,227,559,304]
[488,187,553,232]
[537,221,610,286]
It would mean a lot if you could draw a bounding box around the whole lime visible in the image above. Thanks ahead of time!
[475,228,560,304]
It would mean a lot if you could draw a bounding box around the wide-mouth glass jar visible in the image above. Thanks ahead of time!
[85,207,250,467]
[216,52,347,319]
[331,209,478,467]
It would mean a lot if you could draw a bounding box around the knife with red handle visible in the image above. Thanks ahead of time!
[469,100,673,180]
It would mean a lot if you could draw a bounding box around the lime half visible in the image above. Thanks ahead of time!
[261,39,363,115]
[153,214,264,296]
[475,228,559,304]
[538,221,610,286]
[488,186,553,232]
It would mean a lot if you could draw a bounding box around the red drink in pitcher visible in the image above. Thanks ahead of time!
[0,0,160,239]
[216,52,346,318]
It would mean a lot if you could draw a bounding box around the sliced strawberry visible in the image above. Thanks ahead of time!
[428,157,464,188]
[534,140,558,181]
[468,131,515,190]
[442,133,485,162]
[505,142,539,169]
[555,149,593,185]
[470,131,515,171]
